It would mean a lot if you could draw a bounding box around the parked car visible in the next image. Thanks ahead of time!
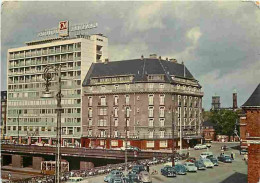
[121,146,141,152]
[194,160,206,170]
[200,152,213,159]
[201,158,214,168]
[186,157,196,163]
[218,155,232,163]
[161,166,177,177]
[183,162,197,172]
[194,144,207,150]
[126,171,139,182]
[194,144,203,150]
[139,171,152,183]
[104,170,123,182]
[240,149,248,155]
[132,165,145,174]
[207,156,219,166]
[174,164,187,175]
[109,176,124,183]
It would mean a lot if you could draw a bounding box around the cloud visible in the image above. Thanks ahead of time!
[123,2,165,32]
[109,39,149,61]
[1,1,259,111]
[199,60,260,109]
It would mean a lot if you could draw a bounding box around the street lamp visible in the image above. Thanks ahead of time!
[122,106,131,173]
[42,64,62,183]
[17,110,21,144]
[168,106,176,167]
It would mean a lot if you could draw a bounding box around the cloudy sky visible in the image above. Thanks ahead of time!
[1,1,259,110]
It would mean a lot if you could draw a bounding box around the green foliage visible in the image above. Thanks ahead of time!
[208,110,238,138]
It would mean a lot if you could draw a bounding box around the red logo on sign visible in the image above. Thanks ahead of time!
[60,21,67,30]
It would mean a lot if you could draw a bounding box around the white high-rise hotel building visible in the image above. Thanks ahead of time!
[6,25,108,146]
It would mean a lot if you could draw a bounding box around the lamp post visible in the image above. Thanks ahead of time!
[169,106,176,167]
[17,110,20,144]
[42,64,62,183]
[122,106,131,173]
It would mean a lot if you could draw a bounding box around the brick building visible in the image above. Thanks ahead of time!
[81,56,204,150]
[240,83,260,183]
[202,121,216,142]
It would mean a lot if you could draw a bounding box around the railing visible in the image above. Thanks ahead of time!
[1,144,171,159]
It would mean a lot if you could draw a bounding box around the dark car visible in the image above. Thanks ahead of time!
[109,176,124,183]
[194,160,206,170]
[161,166,176,177]
[186,157,196,163]
[218,155,232,163]
[174,164,187,175]
[126,171,139,182]
[207,156,219,166]
[132,165,145,174]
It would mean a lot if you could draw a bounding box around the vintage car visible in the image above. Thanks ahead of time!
[218,155,232,163]
[104,170,123,182]
[183,162,198,172]
[161,165,176,177]
[174,164,187,175]
[201,158,214,168]
[139,171,152,183]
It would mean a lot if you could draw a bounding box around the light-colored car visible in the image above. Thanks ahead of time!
[139,171,152,183]
[201,158,214,168]
[184,162,197,172]
[104,170,123,182]
[194,144,204,150]
[200,152,213,159]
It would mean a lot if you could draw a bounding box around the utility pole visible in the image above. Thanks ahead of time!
[17,110,20,144]
[171,106,175,167]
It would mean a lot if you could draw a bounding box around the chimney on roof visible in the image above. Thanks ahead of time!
[141,55,144,60]
[169,58,177,63]
[149,54,157,59]
[159,56,161,60]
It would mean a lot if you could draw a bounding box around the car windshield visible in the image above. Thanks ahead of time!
[204,159,211,162]
[167,167,175,171]
[188,164,194,166]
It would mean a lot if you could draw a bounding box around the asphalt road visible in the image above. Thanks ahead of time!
[82,142,248,183]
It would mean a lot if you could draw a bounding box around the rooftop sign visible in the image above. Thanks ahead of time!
[38,21,98,37]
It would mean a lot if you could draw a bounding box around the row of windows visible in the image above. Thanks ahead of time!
[8,80,81,91]
[88,83,201,92]
[7,117,81,123]
[9,43,81,59]
[87,95,199,107]
[9,53,81,69]
[8,108,81,115]
[7,126,81,133]
[8,99,81,107]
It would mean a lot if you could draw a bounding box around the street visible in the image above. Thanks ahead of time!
[82,142,247,183]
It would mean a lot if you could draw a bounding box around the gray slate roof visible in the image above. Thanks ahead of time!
[242,84,260,108]
[82,58,196,86]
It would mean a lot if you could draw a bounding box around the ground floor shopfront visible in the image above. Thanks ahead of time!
[81,137,202,150]
[7,136,81,147]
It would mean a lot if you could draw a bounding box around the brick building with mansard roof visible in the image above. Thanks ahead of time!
[240,83,260,183]
[81,55,204,150]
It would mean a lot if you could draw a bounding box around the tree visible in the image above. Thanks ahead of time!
[209,109,238,141]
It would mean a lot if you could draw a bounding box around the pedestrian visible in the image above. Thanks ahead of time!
[147,165,150,173]
[233,152,235,160]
